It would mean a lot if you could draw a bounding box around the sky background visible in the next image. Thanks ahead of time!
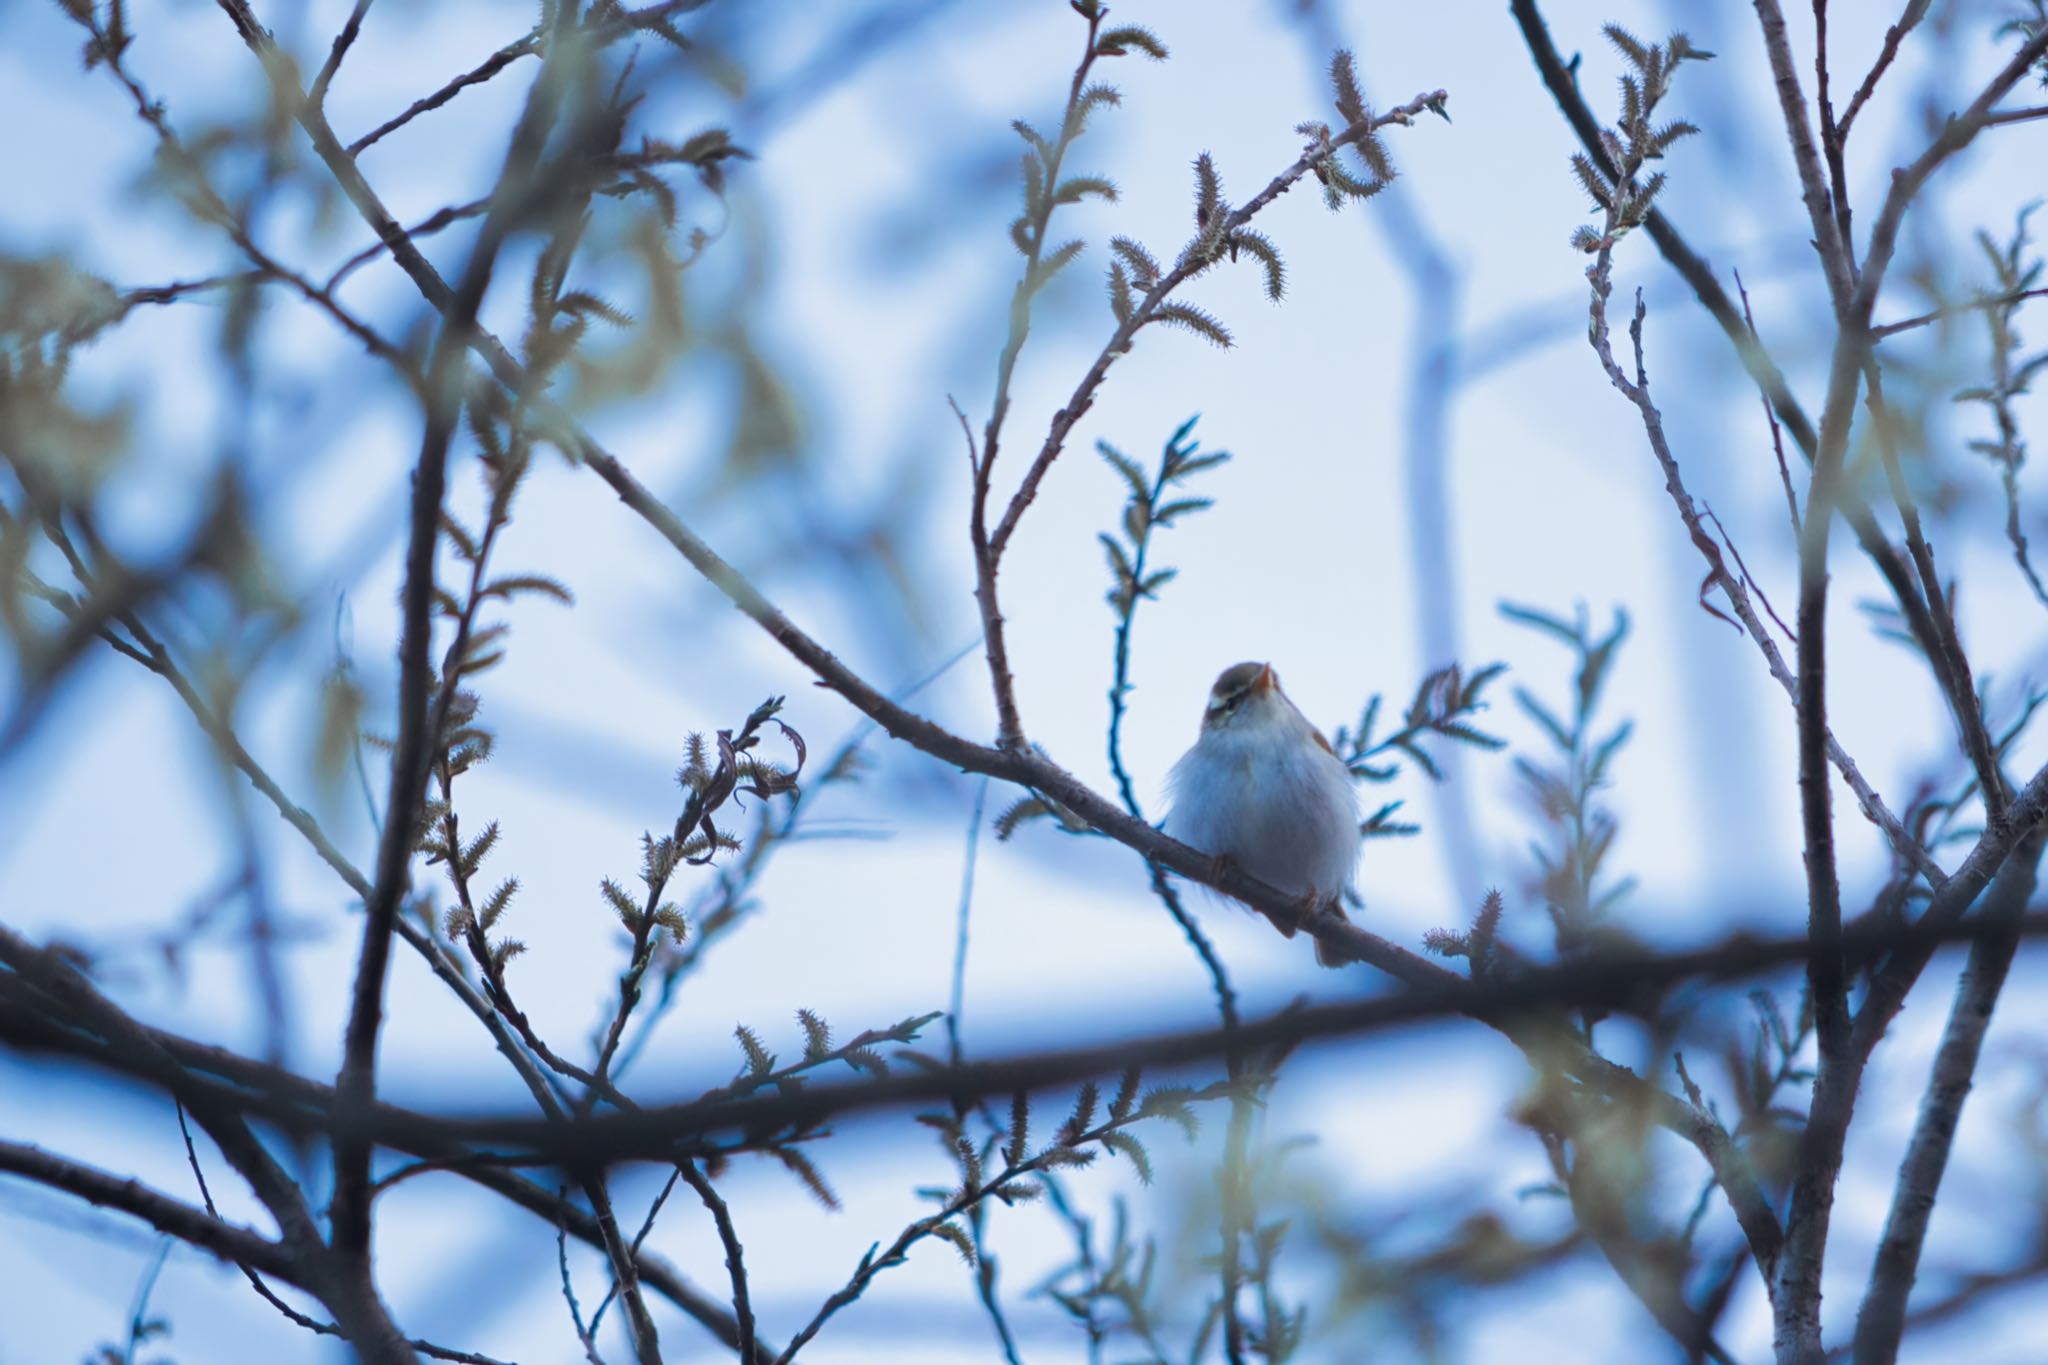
[3,0,2047,1361]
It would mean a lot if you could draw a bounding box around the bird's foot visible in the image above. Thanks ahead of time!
[1289,889,1331,935]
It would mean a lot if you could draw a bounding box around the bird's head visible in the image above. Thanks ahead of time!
[1201,660,1288,733]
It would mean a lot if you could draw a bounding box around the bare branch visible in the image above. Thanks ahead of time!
[311,0,375,108]
[346,31,541,157]
[1854,827,2045,1362]
[1984,104,2048,128]
[678,1161,759,1365]
[984,86,1449,560]
[0,1141,297,1282]
[1509,0,2006,821]
[24,910,2048,1171]
[1873,285,2048,338]
[1751,0,1856,309]
[1836,1,1931,138]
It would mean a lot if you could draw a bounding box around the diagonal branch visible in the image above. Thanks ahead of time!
[1590,283,1940,888]
[348,30,540,155]
[678,1160,758,1365]
[1849,26,2048,331]
[0,1140,299,1282]
[311,0,375,108]
[984,87,1449,560]
[1852,826,2045,1364]
[1835,1,1931,139]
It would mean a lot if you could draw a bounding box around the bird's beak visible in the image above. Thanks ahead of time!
[1252,663,1278,694]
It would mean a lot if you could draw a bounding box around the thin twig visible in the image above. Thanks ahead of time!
[1984,103,2048,128]
[325,197,492,292]
[557,1189,607,1365]
[347,31,542,156]
[1863,362,2009,820]
[678,1161,758,1365]
[1815,2,1864,295]
[967,6,1109,748]
[1836,0,1931,138]
[117,270,268,312]
[1752,0,1855,310]
[947,777,991,1067]
[1703,505,1795,644]
[1584,277,1940,889]
[1733,271,1802,541]
[1872,285,2048,338]
[311,0,376,108]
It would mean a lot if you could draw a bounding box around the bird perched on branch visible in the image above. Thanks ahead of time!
[1165,661,1360,966]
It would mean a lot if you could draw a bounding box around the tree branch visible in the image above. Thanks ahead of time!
[1873,285,2048,339]
[1508,0,1968,891]
[1751,0,1856,310]
[0,1141,298,1282]
[1835,1,1930,139]
[1853,826,2045,1363]
[310,0,375,108]
[678,1160,758,1365]
[22,911,2048,1170]
[984,86,1449,560]
[1770,29,2048,1353]
[0,986,773,1358]
[0,927,415,1361]
[321,0,579,1280]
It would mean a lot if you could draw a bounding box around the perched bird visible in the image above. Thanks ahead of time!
[1164,661,1361,965]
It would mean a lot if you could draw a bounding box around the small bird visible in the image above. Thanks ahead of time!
[1164,661,1361,966]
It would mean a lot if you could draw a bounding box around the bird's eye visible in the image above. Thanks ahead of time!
[1206,690,1247,721]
